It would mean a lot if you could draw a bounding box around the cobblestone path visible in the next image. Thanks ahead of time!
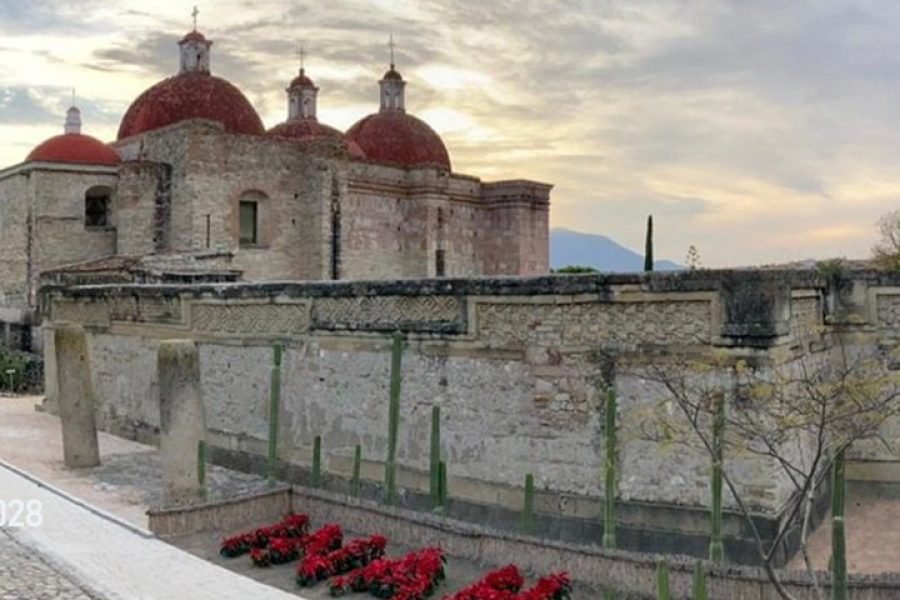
[0,529,100,600]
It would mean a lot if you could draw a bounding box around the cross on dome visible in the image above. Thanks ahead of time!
[389,33,395,70]
[380,34,405,113]
[297,44,307,69]
[178,10,212,74]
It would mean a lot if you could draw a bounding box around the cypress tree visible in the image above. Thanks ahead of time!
[644,215,654,272]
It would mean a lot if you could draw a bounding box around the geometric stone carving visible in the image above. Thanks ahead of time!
[476,299,712,349]
[790,297,822,341]
[190,302,310,336]
[51,299,111,328]
[312,295,465,333]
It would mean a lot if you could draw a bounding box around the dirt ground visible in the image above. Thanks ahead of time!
[789,482,900,573]
[4,394,899,596]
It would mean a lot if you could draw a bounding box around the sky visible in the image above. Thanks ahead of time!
[1,0,899,267]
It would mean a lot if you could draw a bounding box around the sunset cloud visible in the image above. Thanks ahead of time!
[1,0,898,266]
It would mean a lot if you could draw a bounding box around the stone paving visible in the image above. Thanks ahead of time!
[0,530,98,600]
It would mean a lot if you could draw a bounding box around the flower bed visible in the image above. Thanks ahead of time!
[219,513,310,558]
[329,547,446,599]
[297,534,388,587]
[252,523,344,568]
[444,565,571,600]
[218,516,568,600]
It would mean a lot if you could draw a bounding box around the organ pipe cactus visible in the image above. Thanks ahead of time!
[656,560,669,600]
[384,331,404,504]
[832,449,847,600]
[436,459,448,514]
[267,343,283,485]
[603,386,618,549]
[522,473,535,535]
[351,444,361,497]
[692,560,708,600]
[197,439,207,499]
[430,405,441,505]
[709,393,725,562]
[312,435,322,488]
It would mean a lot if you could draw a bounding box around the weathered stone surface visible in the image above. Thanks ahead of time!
[54,323,100,468]
[40,268,900,519]
[158,339,206,505]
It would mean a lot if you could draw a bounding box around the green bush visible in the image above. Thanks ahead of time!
[0,348,43,393]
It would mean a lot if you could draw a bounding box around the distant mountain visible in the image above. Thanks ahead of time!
[550,228,682,273]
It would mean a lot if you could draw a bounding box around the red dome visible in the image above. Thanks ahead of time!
[27,134,121,166]
[180,30,208,44]
[289,69,316,89]
[267,120,367,159]
[117,72,264,140]
[268,119,342,140]
[345,112,451,170]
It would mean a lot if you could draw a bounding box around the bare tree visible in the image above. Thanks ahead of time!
[872,210,900,270]
[621,332,900,600]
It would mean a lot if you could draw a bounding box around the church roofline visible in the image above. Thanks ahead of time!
[0,160,118,182]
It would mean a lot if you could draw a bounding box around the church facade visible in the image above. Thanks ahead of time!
[0,28,551,350]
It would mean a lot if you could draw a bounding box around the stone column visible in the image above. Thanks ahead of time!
[157,340,206,505]
[54,323,100,468]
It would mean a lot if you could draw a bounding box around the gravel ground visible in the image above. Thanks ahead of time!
[0,530,102,600]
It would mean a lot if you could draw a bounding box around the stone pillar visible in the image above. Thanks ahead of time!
[54,323,100,468]
[157,340,206,505]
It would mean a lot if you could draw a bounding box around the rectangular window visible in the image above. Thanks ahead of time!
[239,201,258,246]
[435,249,446,277]
[85,195,110,228]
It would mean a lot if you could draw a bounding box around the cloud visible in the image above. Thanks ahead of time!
[2,0,900,266]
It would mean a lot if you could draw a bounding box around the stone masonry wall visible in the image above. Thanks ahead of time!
[0,164,118,323]
[42,270,867,521]
[0,171,30,312]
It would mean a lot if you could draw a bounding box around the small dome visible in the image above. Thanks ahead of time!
[346,112,450,170]
[180,30,208,44]
[382,67,403,81]
[266,121,366,159]
[289,68,316,89]
[118,72,264,140]
[27,134,121,166]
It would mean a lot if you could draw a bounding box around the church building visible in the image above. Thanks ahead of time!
[0,26,551,350]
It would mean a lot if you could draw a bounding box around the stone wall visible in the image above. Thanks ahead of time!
[113,121,550,283]
[46,270,892,564]
[0,162,118,350]
[0,170,30,312]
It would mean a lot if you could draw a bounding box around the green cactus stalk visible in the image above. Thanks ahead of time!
[656,560,669,600]
[197,439,207,499]
[603,386,618,549]
[832,449,847,600]
[709,393,725,562]
[644,214,654,272]
[692,561,708,600]
[351,444,361,497]
[522,473,535,535]
[436,459,448,514]
[267,343,283,485]
[430,405,441,505]
[312,435,322,488]
[384,331,404,505]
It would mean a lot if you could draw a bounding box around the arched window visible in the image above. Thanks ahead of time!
[85,186,112,229]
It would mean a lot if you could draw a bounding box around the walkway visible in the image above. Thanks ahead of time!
[0,395,306,599]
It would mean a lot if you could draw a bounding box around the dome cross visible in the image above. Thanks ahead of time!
[192,5,199,31]
[388,33,396,69]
